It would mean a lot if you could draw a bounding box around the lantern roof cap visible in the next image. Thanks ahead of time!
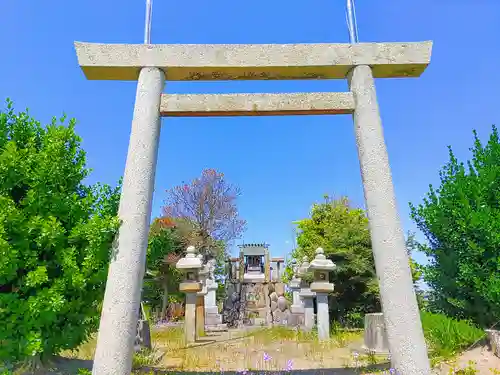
[176,246,203,269]
[309,247,336,271]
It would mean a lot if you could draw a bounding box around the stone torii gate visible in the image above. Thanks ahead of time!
[74,40,433,375]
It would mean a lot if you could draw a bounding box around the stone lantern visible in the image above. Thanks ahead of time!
[176,246,202,344]
[298,255,315,331]
[309,247,336,340]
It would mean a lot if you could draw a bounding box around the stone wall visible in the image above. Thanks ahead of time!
[222,282,241,328]
[222,280,297,328]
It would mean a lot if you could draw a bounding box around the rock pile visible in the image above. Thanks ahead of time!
[269,283,292,326]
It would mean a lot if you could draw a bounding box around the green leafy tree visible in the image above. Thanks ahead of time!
[144,217,228,318]
[289,196,380,326]
[144,218,184,320]
[405,231,423,284]
[0,100,121,363]
[405,231,426,308]
[410,125,500,327]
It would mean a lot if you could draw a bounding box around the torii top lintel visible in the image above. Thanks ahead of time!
[74,41,432,81]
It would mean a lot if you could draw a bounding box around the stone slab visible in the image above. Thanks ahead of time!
[290,305,304,314]
[205,306,219,315]
[205,314,222,325]
[250,317,267,326]
[310,282,334,293]
[179,282,202,293]
[243,274,265,283]
[205,323,228,332]
[74,41,433,81]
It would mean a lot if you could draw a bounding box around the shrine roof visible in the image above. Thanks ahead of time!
[238,243,269,248]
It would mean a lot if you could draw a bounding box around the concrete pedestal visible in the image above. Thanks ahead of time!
[196,295,205,339]
[289,279,302,307]
[486,329,500,357]
[205,280,223,326]
[363,313,390,354]
[91,67,164,375]
[292,290,301,306]
[289,279,304,317]
[185,293,197,344]
[134,319,152,352]
[349,65,431,375]
[316,293,330,340]
[300,289,315,331]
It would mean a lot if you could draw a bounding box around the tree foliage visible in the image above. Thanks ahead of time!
[405,231,426,308]
[289,196,380,325]
[143,218,185,317]
[405,231,423,284]
[410,125,500,327]
[144,216,229,318]
[147,218,184,273]
[162,168,246,258]
[0,100,121,362]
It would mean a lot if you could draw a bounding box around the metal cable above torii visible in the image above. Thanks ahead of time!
[144,0,153,44]
[346,0,359,43]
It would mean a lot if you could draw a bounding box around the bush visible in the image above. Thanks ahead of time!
[421,311,485,360]
[0,101,121,363]
[410,126,500,327]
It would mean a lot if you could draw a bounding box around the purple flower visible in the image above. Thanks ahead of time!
[389,369,397,375]
[285,359,293,371]
[263,352,272,361]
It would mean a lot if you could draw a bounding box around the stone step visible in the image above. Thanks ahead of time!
[205,323,228,332]
[205,314,223,325]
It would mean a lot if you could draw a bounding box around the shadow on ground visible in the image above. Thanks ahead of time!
[137,367,391,375]
[37,357,391,375]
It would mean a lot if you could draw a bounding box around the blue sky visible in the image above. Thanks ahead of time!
[1,0,499,264]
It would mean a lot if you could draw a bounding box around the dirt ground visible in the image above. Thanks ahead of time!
[155,328,500,375]
[47,326,500,375]
[157,328,362,371]
[434,346,500,375]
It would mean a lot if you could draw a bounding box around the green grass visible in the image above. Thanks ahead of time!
[421,311,485,362]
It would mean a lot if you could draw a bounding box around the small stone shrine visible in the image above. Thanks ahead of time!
[222,243,290,327]
[204,258,225,331]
